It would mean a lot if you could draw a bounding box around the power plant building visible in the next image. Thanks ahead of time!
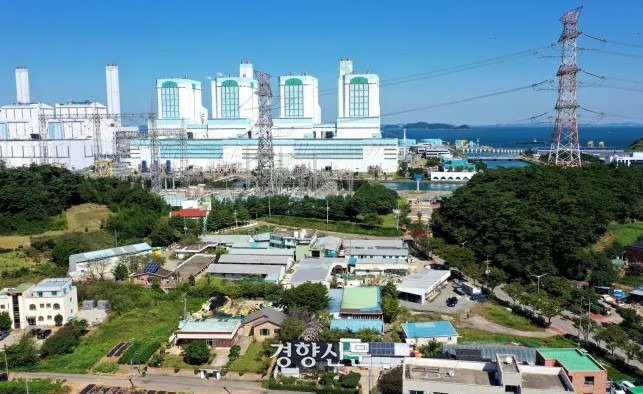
[0,58,398,174]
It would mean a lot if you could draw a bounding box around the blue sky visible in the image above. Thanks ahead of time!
[1,0,642,125]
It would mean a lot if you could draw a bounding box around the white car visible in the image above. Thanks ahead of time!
[611,380,634,394]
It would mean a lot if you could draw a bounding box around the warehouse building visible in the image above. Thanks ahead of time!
[397,268,451,303]
[68,243,154,280]
[283,257,345,289]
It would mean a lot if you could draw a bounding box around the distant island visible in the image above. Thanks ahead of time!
[626,137,643,152]
[384,122,471,130]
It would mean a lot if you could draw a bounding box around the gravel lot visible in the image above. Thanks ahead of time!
[400,280,479,313]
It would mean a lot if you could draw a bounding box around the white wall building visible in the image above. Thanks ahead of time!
[68,243,154,280]
[157,78,208,126]
[278,74,321,123]
[0,278,78,329]
[336,58,381,139]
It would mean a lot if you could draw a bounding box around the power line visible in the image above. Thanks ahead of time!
[583,33,643,49]
[579,47,643,59]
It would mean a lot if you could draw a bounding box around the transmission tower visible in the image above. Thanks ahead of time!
[548,7,582,167]
[148,112,161,193]
[254,70,275,195]
[38,107,48,164]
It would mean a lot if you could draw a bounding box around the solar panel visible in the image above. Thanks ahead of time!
[144,262,160,273]
[443,345,537,364]
[369,342,395,356]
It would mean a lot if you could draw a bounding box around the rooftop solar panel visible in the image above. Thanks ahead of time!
[144,262,160,273]
[369,342,395,356]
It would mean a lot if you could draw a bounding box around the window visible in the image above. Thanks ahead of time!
[221,80,239,118]
[47,315,52,320]
[51,291,57,296]
[259,328,270,336]
[0,305,4,310]
[284,78,304,118]
[39,304,44,308]
[29,304,36,311]
[349,76,369,117]
[409,390,424,394]
[505,385,519,393]
[53,303,60,310]
[161,81,180,118]
[46,303,51,308]
[37,292,43,297]
[584,376,595,386]
[37,316,44,322]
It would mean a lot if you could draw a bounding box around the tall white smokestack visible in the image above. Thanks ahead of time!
[15,66,30,104]
[105,64,121,116]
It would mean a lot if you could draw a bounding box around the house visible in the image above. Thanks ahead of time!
[626,240,643,264]
[270,229,318,249]
[402,321,459,346]
[536,348,607,394]
[310,236,343,257]
[227,248,295,258]
[176,318,241,348]
[340,339,410,368]
[170,208,209,220]
[345,246,409,276]
[175,254,216,280]
[241,308,286,341]
[68,243,154,280]
[442,344,538,364]
[175,243,217,260]
[328,286,383,320]
[0,278,78,329]
[403,354,576,394]
[129,262,174,286]
[330,319,383,334]
[397,268,450,304]
[217,253,294,268]
[343,239,405,249]
[283,258,345,289]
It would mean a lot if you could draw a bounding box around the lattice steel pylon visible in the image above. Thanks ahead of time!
[548,7,583,167]
[254,70,275,195]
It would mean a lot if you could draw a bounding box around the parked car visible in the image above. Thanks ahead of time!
[30,328,41,337]
[611,380,634,394]
[0,331,8,341]
[446,297,459,307]
[453,286,466,296]
[471,294,488,302]
[37,329,52,340]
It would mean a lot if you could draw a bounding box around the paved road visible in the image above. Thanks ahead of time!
[493,286,643,371]
[12,372,283,394]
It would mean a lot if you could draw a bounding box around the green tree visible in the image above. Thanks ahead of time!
[463,263,484,286]
[183,340,210,365]
[3,334,39,368]
[539,298,563,325]
[483,267,507,291]
[363,212,383,226]
[382,296,401,323]
[623,341,642,363]
[0,311,11,331]
[601,326,628,355]
[418,340,442,358]
[434,244,475,270]
[278,317,306,341]
[356,328,381,343]
[54,314,63,326]
[149,218,179,246]
[228,345,241,359]
[113,263,129,281]
[51,236,89,268]
[381,281,399,299]
[503,282,524,305]
[377,365,403,394]
[281,283,329,313]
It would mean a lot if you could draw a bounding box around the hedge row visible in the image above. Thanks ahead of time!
[118,340,161,365]
[266,381,359,394]
[262,215,402,237]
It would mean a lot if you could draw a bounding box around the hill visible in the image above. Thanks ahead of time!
[384,122,470,130]
[626,137,643,151]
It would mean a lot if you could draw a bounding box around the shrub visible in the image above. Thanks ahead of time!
[118,340,161,365]
[40,328,80,357]
[339,372,361,389]
[0,311,12,331]
[184,341,210,366]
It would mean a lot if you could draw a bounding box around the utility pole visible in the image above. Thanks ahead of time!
[326,199,329,225]
[548,7,583,167]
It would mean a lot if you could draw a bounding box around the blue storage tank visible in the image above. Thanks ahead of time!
[165,160,171,173]
[141,160,148,173]
[327,250,337,257]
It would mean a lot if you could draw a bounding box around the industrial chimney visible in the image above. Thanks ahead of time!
[15,66,30,104]
[105,64,121,116]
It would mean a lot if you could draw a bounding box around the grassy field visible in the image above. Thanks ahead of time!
[473,302,545,332]
[0,251,33,272]
[0,379,70,393]
[593,221,643,251]
[35,297,199,373]
[161,355,195,370]
[456,326,575,348]
[380,213,396,228]
[0,203,111,249]
[229,342,266,373]
[262,215,403,237]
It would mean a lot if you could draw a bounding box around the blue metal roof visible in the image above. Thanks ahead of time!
[330,319,383,334]
[402,321,458,338]
[327,289,343,313]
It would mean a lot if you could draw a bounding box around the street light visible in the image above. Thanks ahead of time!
[531,273,548,293]
[459,240,467,248]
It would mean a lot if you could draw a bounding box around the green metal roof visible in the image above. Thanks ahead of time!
[350,76,368,84]
[340,286,380,310]
[629,387,643,394]
[285,78,302,85]
[161,81,178,88]
[221,80,238,87]
[538,348,603,372]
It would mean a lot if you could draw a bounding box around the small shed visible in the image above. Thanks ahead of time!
[96,300,110,310]
[82,300,95,310]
